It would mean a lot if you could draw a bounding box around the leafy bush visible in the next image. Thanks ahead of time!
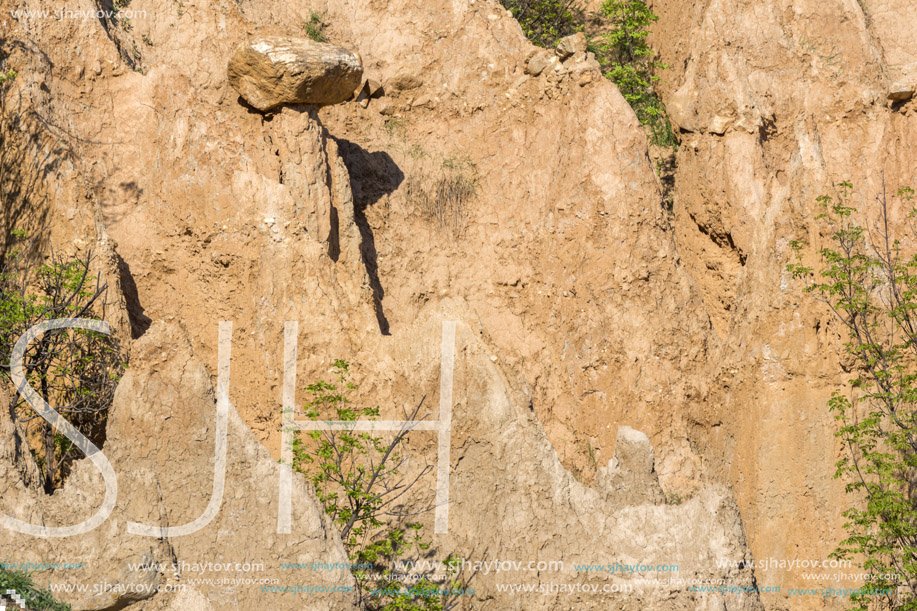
[0,234,126,492]
[500,0,582,48]
[292,361,470,611]
[591,0,676,147]
[0,567,70,611]
[501,0,677,148]
[787,181,917,610]
[304,11,327,43]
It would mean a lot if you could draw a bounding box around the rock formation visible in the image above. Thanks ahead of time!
[596,426,667,508]
[227,34,363,110]
[0,0,757,605]
[0,323,358,610]
[1,0,913,608]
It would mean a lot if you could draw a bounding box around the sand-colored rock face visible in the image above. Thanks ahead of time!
[0,323,358,610]
[3,0,914,608]
[0,0,761,607]
[645,0,917,608]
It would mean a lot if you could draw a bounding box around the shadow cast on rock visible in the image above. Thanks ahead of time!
[333,138,404,336]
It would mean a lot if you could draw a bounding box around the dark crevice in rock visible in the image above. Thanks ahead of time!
[692,213,747,267]
[327,203,341,262]
[757,116,777,144]
[90,0,139,72]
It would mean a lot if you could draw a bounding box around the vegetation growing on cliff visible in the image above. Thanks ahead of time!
[591,0,677,147]
[499,0,582,48]
[788,181,917,610]
[0,567,70,611]
[304,11,327,43]
[292,360,470,611]
[406,154,478,239]
[502,0,676,148]
[0,234,126,492]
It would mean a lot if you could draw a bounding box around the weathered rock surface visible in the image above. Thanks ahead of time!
[596,426,666,508]
[0,0,761,605]
[556,32,587,60]
[386,70,423,91]
[227,35,363,110]
[646,0,917,607]
[888,82,915,101]
[12,0,914,608]
[525,49,554,76]
[358,310,763,610]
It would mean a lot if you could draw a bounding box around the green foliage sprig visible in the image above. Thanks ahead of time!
[788,181,917,610]
[305,11,327,43]
[0,567,70,611]
[292,361,470,611]
[591,0,676,147]
[499,0,582,48]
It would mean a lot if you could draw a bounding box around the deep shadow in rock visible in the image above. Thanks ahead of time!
[116,253,152,339]
[333,139,404,336]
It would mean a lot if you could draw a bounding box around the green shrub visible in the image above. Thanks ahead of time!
[0,235,126,492]
[591,0,677,147]
[0,567,70,611]
[500,0,582,48]
[305,11,327,42]
[292,361,470,611]
[501,0,677,148]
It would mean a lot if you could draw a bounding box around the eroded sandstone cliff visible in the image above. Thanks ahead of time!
[2,0,912,608]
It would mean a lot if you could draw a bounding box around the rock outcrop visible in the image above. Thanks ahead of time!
[888,82,915,101]
[227,34,363,110]
[596,426,666,508]
[646,0,917,607]
[0,0,761,604]
[556,32,587,59]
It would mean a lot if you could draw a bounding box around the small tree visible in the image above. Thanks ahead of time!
[592,0,676,147]
[0,234,126,492]
[788,181,917,610]
[499,0,582,48]
[293,360,471,611]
